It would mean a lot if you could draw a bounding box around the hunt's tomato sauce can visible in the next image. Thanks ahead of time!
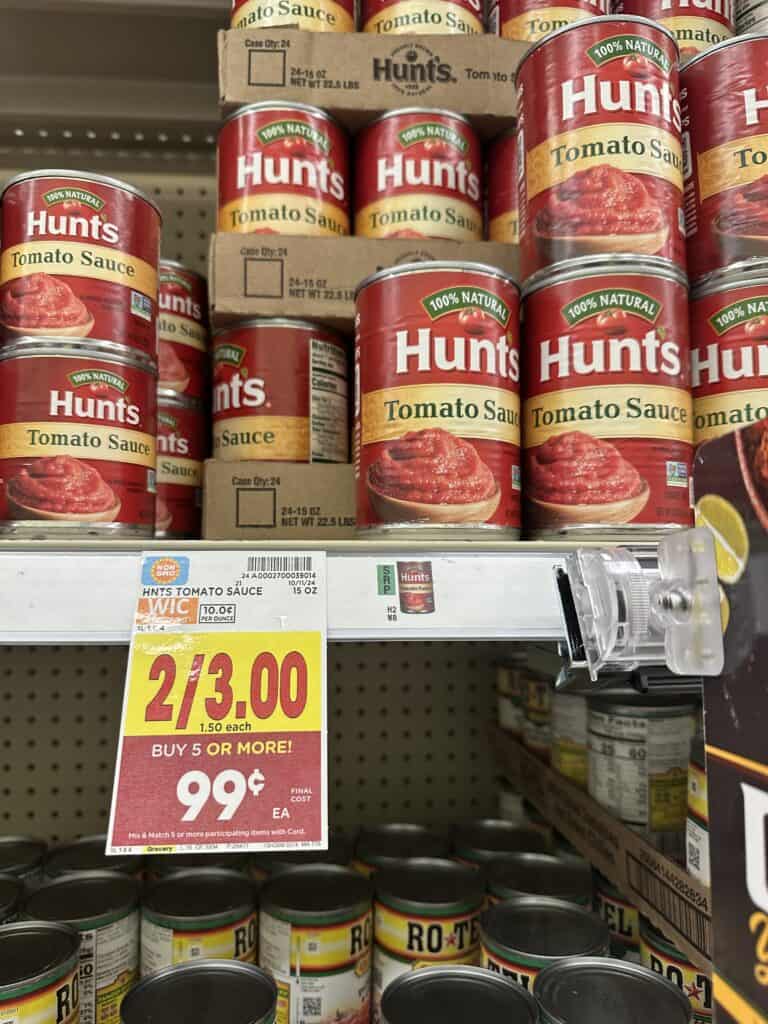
[0,338,157,537]
[362,0,483,33]
[516,16,685,281]
[682,35,768,281]
[156,390,205,539]
[355,110,483,241]
[522,255,693,538]
[213,318,349,463]
[690,260,768,444]
[218,103,350,237]
[487,130,519,245]
[614,1,734,62]
[158,260,209,401]
[0,170,161,356]
[488,0,609,42]
[231,0,355,30]
[355,261,521,537]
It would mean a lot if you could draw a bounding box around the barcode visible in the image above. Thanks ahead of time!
[687,840,701,873]
[626,854,711,957]
[189,946,203,958]
[247,556,313,572]
[302,997,322,1016]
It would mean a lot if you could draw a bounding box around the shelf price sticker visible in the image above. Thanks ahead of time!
[107,551,327,856]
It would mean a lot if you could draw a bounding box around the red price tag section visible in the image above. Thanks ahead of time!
[107,551,327,855]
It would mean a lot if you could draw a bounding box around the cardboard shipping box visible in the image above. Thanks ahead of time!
[204,460,356,539]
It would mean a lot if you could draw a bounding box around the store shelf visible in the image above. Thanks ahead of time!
[491,726,712,972]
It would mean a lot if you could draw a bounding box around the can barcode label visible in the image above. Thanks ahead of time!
[247,556,313,572]
[626,854,711,957]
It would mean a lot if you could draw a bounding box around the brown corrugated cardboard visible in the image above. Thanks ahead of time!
[209,233,519,326]
[203,459,356,539]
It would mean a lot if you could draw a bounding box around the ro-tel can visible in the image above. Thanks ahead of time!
[735,0,768,32]
[587,694,699,858]
[497,657,525,736]
[218,103,350,237]
[362,0,483,32]
[593,871,640,961]
[534,955,693,1024]
[396,560,435,613]
[156,390,205,538]
[44,836,143,879]
[140,868,257,976]
[486,852,593,907]
[453,819,551,866]
[488,0,609,42]
[682,36,768,281]
[121,960,277,1024]
[259,865,372,1024]
[486,130,519,245]
[250,829,354,882]
[481,896,610,991]
[0,836,47,883]
[0,338,157,537]
[355,262,521,536]
[686,733,710,886]
[613,1,733,62]
[640,917,712,1022]
[355,111,483,241]
[0,170,161,356]
[352,824,451,876]
[144,853,250,880]
[522,255,692,539]
[213,319,349,464]
[0,876,23,923]
[516,16,684,281]
[0,920,80,1024]
[497,778,527,823]
[690,260,768,445]
[522,673,552,759]
[373,858,484,1019]
[25,871,141,1024]
[380,964,539,1024]
[157,260,209,401]
[551,692,588,788]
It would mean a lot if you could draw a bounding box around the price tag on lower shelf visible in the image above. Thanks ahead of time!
[106,551,327,856]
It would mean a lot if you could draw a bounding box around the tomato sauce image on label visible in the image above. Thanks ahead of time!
[218,103,350,237]
[231,0,355,30]
[486,130,519,245]
[488,0,609,42]
[397,560,436,613]
[516,15,685,280]
[682,35,768,281]
[690,260,768,444]
[355,261,521,536]
[0,171,161,357]
[522,255,693,538]
[156,390,206,539]
[614,0,734,62]
[362,0,483,33]
[355,109,483,241]
[0,338,157,538]
[158,260,209,401]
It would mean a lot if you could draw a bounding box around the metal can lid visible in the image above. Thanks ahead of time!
[44,834,142,878]
[0,836,47,877]
[120,960,277,1024]
[534,956,692,1023]
[376,858,485,914]
[143,868,255,923]
[381,964,539,1024]
[364,108,474,131]
[145,852,249,877]
[691,257,768,298]
[486,853,593,904]
[158,389,204,413]
[355,823,451,868]
[25,870,140,929]
[682,31,768,73]
[453,819,550,863]
[522,255,688,298]
[355,260,519,300]
[588,692,699,715]
[481,896,610,961]
[260,864,372,924]
[222,101,344,132]
[0,920,80,992]
[213,317,344,341]
[251,829,353,877]
[160,258,207,283]
[0,875,23,921]
[0,169,162,219]
[0,337,158,376]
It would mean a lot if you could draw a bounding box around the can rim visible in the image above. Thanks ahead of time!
[43,834,141,877]
[159,258,207,283]
[24,870,141,929]
[0,874,23,920]
[522,254,688,298]
[381,964,539,1023]
[355,260,519,299]
[589,692,699,713]
[158,389,204,412]
[260,864,372,925]
[374,857,485,915]
[0,169,162,218]
[486,852,593,901]
[0,337,158,376]
[691,257,768,298]
[480,895,610,961]
[0,920,80,997]
[142,867,255,925]
[516,14,679,83]
[363,107,474,130]
[222,101,344,132]
[682,30,768,72]
[0,836,48,874]
[213,317,344,339]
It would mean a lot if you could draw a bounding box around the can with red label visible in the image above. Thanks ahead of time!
[218,103,350,237]
[355,110,483,241]
[0,170,161,357]
[0,338,157,537]
[486,130,519,245]
[522,254,692,538]
[397,560,436,613]
[682,35,768,281]
[362,0,483,32]
[613,0,734,61]
[231,0,355,30]
[213,318,349,463]
[355,261,521,536]
[158,260,209,401]
[488,0,609,42]
[156,390,205,539]
[690,260,768,445]
[516,16,685,281]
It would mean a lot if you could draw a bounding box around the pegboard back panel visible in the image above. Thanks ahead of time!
[0,642,502,843]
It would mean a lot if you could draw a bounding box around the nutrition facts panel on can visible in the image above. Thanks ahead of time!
[80,911,140,1024]
[311,336,349,464]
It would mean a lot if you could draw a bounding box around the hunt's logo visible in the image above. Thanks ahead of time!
[372,43,456,96]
